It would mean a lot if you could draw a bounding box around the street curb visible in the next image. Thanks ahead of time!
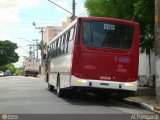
[122,98,160,114]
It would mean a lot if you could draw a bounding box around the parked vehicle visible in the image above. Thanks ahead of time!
[0,71,4,77]
[24,57,40,77]
[5,70,12,76]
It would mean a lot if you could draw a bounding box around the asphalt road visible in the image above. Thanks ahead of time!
[0,76,154,115]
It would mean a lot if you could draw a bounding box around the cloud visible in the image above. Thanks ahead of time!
[0,0,20,23]
[0,0,21,40]
[0,0,41,40]
[19,0,41,7]
[0,9,20,23]
[0,0,19,9]
[0,0,41,25]
[0,32,11,40]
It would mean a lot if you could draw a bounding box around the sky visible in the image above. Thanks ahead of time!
[0,0,87,67]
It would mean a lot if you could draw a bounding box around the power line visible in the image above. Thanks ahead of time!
[47,0,73,15]
[18,46,29,52]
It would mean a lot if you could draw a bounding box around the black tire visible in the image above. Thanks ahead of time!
[56,75,64,97]
[48,83,54,91]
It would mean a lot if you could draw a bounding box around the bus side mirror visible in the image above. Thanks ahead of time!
[43,54,46,59]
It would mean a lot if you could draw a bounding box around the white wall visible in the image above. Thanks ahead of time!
[139,51,155,76]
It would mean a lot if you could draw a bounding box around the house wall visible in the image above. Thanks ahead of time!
[138,51,155,87]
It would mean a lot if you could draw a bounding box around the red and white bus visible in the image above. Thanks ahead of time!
[45,17,140,97]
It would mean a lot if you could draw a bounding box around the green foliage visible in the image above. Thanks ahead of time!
[7,64,16,73]
[0,64,16,73]
[85,0,135,20]
[0,40,19,66]
[15,67,24,76]
[0,64,24,76]
[38,40,47,58]
[38,40,46,51]
[133,0,154,54]
[85,0,154,54]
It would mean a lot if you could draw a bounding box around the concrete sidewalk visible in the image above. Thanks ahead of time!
[123,87,160,114]
[37,74,45,79]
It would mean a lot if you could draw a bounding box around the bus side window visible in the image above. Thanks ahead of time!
[68,41,74,54]
[68,27,75,53]
[54,40,57,57]
[57,37,61,56]
[62,34,66,54]
[69,27,75,41]
[48,45,50,57]
[50,45,52,57]
[52,42,55,58]
[65,31,70,54]
[60,36,64,55]
[56,39,59,48]
[66,30,70,53]
[53,41,56,58]
[51,43,53,50]
[57,38,60,56]
[54,41,57,57]
[49,44,52,58]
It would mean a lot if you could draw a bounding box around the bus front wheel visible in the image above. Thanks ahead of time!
[48,83,54,91]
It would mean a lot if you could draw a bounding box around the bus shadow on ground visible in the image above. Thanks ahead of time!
[50,89,132,109]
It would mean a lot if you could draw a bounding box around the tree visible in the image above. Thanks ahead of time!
[133,0,154,54]
[85,0,135,19]
[85,0,154,54]
[0,40,19,66]
[15,67,24,76]
[38,40,47,58]
[0,64,16,74]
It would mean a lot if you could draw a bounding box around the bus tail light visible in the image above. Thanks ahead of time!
[73,72,87,79]
[127,77,136,81]
[79,74,87,78]
[125,83,135,87]
[77,79,87,83]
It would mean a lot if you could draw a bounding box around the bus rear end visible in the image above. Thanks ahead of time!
[71,17,139,94]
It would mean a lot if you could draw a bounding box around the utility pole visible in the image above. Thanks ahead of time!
[72,0,76,20]
[28,44,32,57]
[33,44,35,58]
[32,39,39,59]
[28,44,35,58]
[155,0,160,103]
[35,27,45,74]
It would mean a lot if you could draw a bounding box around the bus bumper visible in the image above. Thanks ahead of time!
[71,75,137,92]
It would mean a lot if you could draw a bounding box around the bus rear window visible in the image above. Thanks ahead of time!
[83,21,134,49]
